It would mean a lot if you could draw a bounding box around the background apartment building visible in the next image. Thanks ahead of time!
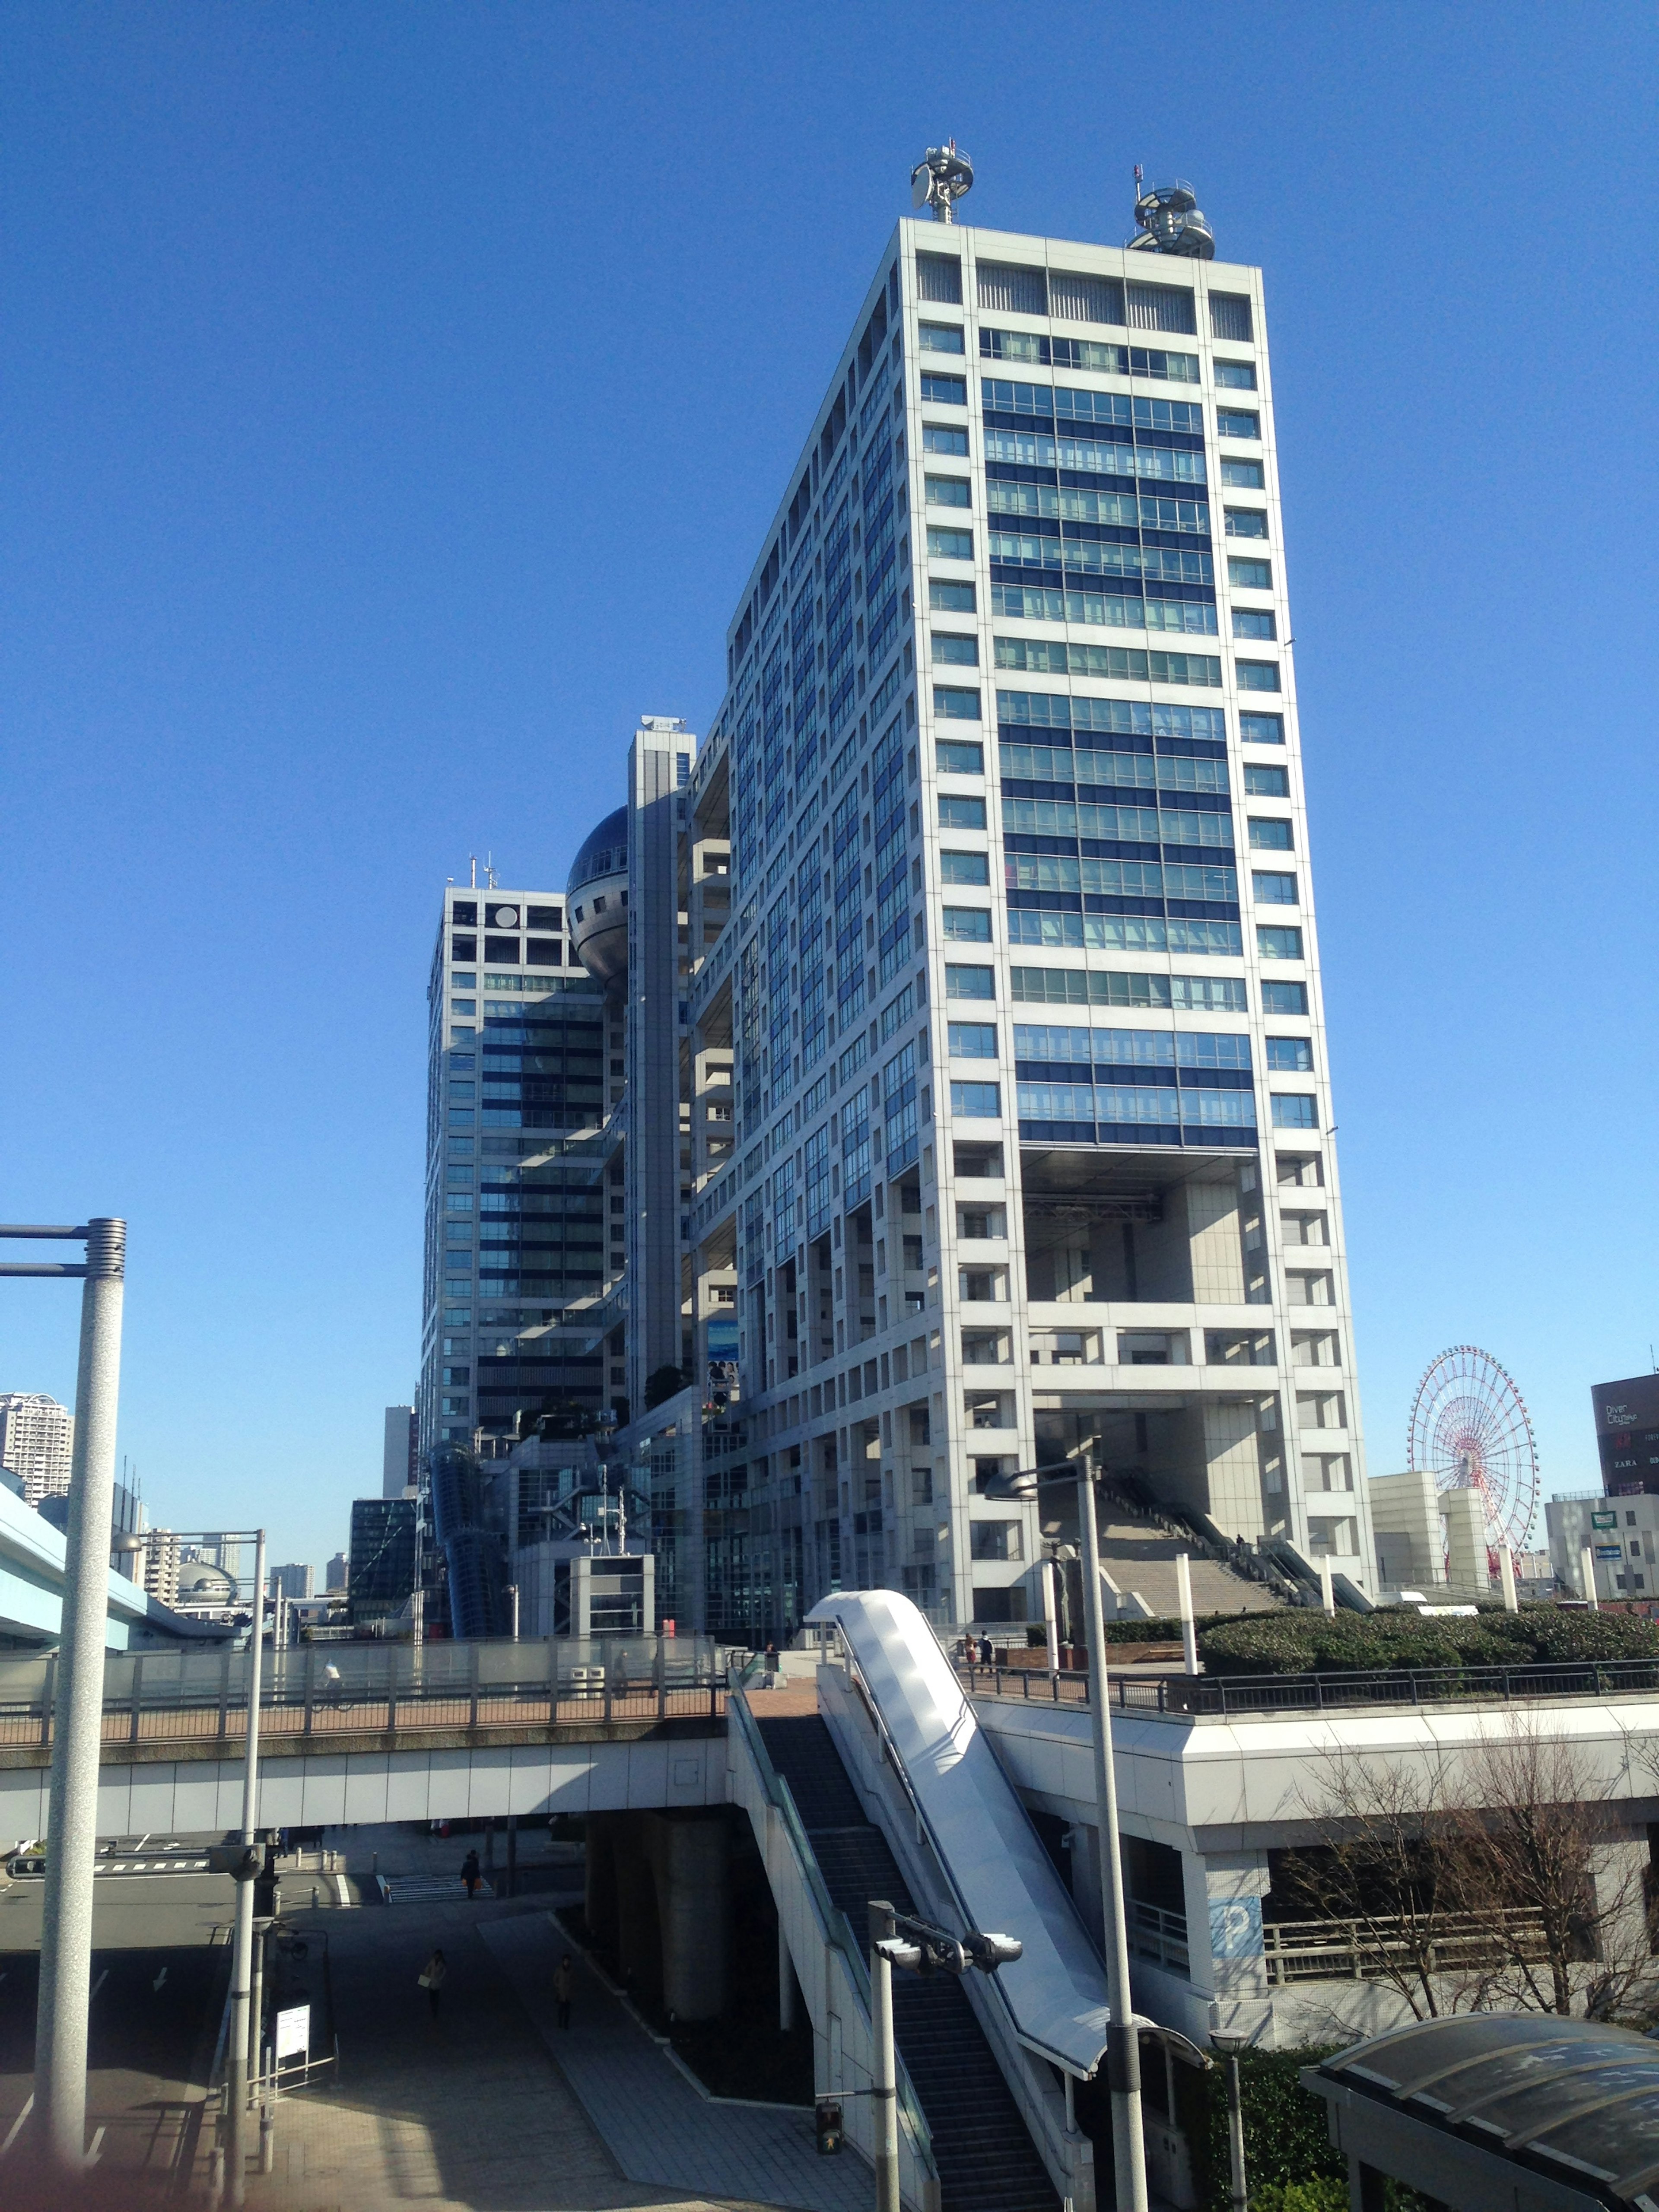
[0,1392,74,1505]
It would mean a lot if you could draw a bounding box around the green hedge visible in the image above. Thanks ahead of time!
[1196,1604,1659,1678]
[1178,2047,1346,2212]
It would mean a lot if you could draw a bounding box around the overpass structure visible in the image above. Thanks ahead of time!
[0,1478,222,1650]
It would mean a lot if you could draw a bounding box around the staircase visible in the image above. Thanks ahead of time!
[759,1714,1059,2212]
[1095,1507,1285,1617]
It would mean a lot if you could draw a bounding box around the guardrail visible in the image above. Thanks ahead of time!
[1262,1908,1548,1986]
[958,1654,1659,1717]
[0,1635,728,1752]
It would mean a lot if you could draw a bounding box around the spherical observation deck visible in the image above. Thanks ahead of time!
[567,806,629,990]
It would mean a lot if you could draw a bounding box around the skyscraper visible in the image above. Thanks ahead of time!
[0,1392,74,1506]
[382,1405,416,1499]
[660,192,1368,1634]
[417,881,610,1457]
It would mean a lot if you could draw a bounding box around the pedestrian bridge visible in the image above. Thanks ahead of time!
[0,1634,730,1840]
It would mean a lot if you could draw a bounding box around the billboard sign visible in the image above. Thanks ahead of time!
[1591,1375,1659,1496]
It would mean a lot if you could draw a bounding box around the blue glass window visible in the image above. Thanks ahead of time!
[1261,979,1308,1014]
[1271,1094,1318,1128]
[1253,871,1298,904]
[919,322,965,354]
[1249,818,1293,851]
[1240,712,1285,744]
[940,850,990,885]
[1245,764,1289,796]
[1266,1038,1313,1071]
[1257,925,1303,960]
[1214,359,1257,390]
[930,579,975,613]
[920,372,966,404]
[943,907,992,940]
[946,964,995,998]
[1225,509,1267,538]
[936,738,983,774]
[1217,410,1261,439]
[1237,661,1281,691]
[951,1081,1001,1118]
[1220,458,1265,488]
[948,1023,998,1058]
[928,526,973,561]
[924,424,969,456]
[1228,557,1271,589]
[932,633,978,666]
[1233,609,1276,640]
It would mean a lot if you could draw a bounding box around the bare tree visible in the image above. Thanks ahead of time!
[1279,1717,1659,2024]
[1441,1719,1658,2021]
[1276,1738,1463,2021]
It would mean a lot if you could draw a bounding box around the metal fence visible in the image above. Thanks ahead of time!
[1262,1909,1549,1986]
[956,1654,1659,1717]
[0,1634,728,1751]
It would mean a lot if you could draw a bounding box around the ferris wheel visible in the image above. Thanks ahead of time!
[1407,1344,1540,1556]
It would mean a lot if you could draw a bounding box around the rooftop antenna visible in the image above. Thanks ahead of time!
[1128,167,1215,259]
[485,853,499,890]
[911,141,974,224]
[469,855,477,889]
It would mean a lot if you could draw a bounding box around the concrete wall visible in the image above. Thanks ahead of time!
[0,1727,725,1847]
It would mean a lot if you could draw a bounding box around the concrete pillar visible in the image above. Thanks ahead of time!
[615,1825,662,2006]
[645,1811,729,2021]
[1589,1834,1653,1970]
[1189,1850,1271,2002]
[1442,1485,1488,1595]
[1068,1822,1105,1951]
[584,1812,621,1953]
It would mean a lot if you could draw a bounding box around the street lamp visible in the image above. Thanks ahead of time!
[0,1219,126,2175]
[867,1900,1022,2212]
[1210,2031,1251,2212]
[983,1453,1148,2212]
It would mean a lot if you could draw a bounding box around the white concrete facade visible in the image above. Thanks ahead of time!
[679,213,1368,1637]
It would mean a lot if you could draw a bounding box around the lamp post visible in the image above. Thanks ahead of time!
[226,1527,267,2208]
[0,1219,126,2174]
[868,1899,1021,2212]
[1211,2031,1250,2212]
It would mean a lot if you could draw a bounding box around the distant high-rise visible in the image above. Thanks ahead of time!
[348,1497,417,1624]
[270,1562,315,1601]
[382,1405,416,1498]
[0,1392,74,1505]
[325,1551,348,1593]
[418,882,619,1462]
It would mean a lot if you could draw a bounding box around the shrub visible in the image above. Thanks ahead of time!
[1179,2047,1346,2212]
[1196,1603,1659,1677]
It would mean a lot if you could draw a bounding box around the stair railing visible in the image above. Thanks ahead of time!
[728,1693,939,2204]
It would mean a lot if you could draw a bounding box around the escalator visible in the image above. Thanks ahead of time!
[759,1712,1058,2212]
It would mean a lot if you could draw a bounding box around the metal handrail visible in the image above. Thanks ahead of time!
[1261,1906,1548,1986]
[0,1635,728,1751]
[728,1693,937,2181]
[957,1653,1659,1717]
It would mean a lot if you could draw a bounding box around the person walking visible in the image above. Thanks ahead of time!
[553,1951,575,2031]
[420,1948,447,2019]
[461,1847,482,1900]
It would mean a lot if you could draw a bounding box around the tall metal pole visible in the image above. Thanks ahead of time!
[1041,1554,1061,1674]
[226,1528,266,2208]
[1215,2039,1249,2212]
[868,1901,900,2212]
[1078,1456,1147,2212]
[34,1217,126,2171]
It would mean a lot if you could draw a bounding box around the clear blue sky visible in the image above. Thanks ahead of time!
[3,3,1654,1575]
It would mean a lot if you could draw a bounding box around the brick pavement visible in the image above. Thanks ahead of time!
[238,1891,842,2212]
[479,1913,870,2212]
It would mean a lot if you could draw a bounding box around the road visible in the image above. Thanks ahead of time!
[0,1870,236,2190]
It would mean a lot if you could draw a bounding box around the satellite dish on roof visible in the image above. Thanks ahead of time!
[910,142,974,224]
